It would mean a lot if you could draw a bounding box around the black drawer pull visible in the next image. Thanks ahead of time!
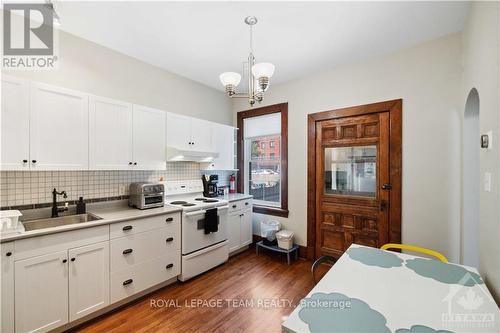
[6,252,12,257]
[245,202,249,205]
[32,160,37,163]
[166,263,174,269]
[122,248,133,255]
[122,225,133,231]
[166,237,174,242]
[123,279,133,286]
[70,258,75,262]
[232,205,237,208]
[62,259,67,263]
[165,217,173,222]
[22,159,28,163]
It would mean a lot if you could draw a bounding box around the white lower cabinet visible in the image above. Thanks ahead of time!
[228,199,253,254]
[4,212,181,332]
[1,242,15,333]
[15,250,69,333]
[69,242,110,321]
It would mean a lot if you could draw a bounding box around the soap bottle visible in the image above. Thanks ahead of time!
[76,197,86,214]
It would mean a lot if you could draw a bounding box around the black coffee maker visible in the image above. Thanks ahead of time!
[202,175,218,197]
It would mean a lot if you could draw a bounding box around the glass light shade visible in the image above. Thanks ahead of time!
[219,72,241,87]
[251,63,275,79]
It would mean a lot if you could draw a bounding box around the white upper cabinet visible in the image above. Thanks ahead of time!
[1,76,30,170]
[30,82,89,170]
[133,105,166,170]
[190,118,214,152]
[166,113,214,152]
[166,112,192,151]
[89,96,133,170]
[205,124,235,170]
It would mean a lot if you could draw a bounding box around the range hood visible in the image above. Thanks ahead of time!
[166,146,219,162]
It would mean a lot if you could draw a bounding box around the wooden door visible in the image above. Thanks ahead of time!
[1,75,30,171]
[312,103,401,259]
[15,250,69,333]
[68,241,110,321]
[89,96,133,170]
[30,82,89,170]
[132,105,166,170]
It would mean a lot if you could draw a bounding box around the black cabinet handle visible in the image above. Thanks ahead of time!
[22,159,28,163]
[123,279,133,286]
[122,248,133,255]
[166,263,174,269]
[165,217,173,222]
[70,258,75,262]
[232,205,237,208]
[122,225,133,231]
[128,162,133,165]
[133,162,137,165]
[245,202,249,205]
[6,252,12,257]
[166,237,174,242]
[31,160,37,163]
[62,259,67,263]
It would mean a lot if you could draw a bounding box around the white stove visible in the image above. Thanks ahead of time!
[164,180,229,281]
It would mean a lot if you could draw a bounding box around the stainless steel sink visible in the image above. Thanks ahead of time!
[22,213,103,231]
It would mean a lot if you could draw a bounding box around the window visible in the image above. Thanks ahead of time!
[237,103,288,217]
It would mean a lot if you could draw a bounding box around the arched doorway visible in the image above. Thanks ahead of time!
[462,88,480,268]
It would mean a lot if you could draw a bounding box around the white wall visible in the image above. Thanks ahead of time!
[234,34,462,262]
[2,28,232,125]
[461,1,500,300]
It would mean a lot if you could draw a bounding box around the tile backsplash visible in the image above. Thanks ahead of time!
[0,162,234,208]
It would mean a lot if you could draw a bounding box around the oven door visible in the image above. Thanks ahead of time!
[182,206,228,255]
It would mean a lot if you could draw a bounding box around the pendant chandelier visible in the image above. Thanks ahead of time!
[219,16,275,106]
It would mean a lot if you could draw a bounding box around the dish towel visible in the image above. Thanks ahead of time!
[204,208,218,234]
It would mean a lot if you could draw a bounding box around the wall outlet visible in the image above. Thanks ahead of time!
[484,172,492,192]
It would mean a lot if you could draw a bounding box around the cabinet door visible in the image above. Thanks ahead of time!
[30,83,89,170]
[190,118,213,152]
[1,76,30,170]
[240,210,253,247]
[209,124,235,170]
[15,251,68,333]
[1,243,14,333]
[133,105,166,170]
[228,213,241,253]
[166,112,191,150]
[89,96,133,170]
[68,241,110,321]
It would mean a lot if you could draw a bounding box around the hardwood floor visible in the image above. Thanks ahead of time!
[71,247,322,333]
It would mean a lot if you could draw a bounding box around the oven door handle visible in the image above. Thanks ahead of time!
[184,205,229,217]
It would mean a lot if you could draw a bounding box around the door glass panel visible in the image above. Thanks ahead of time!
[324,146,376,197]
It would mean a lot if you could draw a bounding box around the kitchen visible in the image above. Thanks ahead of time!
[1,1,500,333]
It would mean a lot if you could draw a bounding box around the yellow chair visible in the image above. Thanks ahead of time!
[380,243,448,263]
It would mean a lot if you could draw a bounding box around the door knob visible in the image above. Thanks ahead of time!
[382,184,392,190]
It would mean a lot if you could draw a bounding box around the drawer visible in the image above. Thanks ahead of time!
[109,213,180,239]
[110,224,180,272]
[14,225,109,261]
[228,198,253,213]
[110,252,180,304]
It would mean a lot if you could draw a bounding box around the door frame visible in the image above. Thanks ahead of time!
[307,99,402,260]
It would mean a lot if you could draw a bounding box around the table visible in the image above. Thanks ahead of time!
[255,240,299,265]
[282,244,499,333]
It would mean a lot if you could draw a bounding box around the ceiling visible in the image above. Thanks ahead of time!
[56,1,469,91]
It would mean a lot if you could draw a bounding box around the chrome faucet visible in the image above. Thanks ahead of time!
[51,188,68,218]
